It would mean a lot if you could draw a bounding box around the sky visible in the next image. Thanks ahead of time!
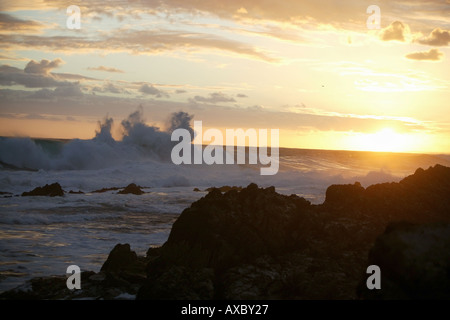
[0,0,449,153]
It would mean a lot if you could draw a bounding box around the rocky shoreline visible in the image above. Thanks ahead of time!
[1,164,449,300]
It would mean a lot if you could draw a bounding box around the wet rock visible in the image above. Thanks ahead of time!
[91,187,120,193]
[69,190,84,194]
[21,183,64,197]
[118,183,144,195]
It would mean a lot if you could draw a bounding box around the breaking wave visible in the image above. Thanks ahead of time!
[0,108,193,171]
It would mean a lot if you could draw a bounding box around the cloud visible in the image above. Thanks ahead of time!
[93,82,129,94]
[52,73,98,81]
[405,48,444,61]
[1,1,447,35]
[53,85,84,97]
[418,28,450,46]
[0,12,44,33]
[24,58,64,75]
[0,87,430,136]
[237,93,248,98]
[192,92,236,104]
[139,84,168,98]
[0,64,75,88]
[87,66,125,73]
[380,21,409,42]
[175,89,187,94]
[0,30,278,63]
[28,85,84,99]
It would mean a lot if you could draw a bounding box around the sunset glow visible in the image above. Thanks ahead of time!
[0,1,449,153]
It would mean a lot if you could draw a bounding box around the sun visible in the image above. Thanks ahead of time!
[347,128,416,153]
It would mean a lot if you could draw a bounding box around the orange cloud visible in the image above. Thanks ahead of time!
[87,66,124,73]
[418,28,450,46]
[380,21,409,42]
[0,12,45,33]
[0,30,278,63]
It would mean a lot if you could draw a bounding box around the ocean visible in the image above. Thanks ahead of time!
[1,131,449,294]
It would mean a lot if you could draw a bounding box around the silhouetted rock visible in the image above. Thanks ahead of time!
[21,183,64,197]
[137,165,450,300]
[4,164,450,300]
[118,183,144,195]
[324,182,364,208]
[69,190,84,194]
[101,244,138,273]
[160,184,311,270]
[205,185,243,193]
[91,187,121,193]
[137,266,215,300]
[193,188,201,192]
[358,222,450,300]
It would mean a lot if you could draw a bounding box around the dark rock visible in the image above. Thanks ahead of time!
[137,266,214,300]
[69,190,84,194]
[4,164,450,300]
[358,222,450,300]
[22,183,64,197]
[101,243,139,273]
[137,165,450,300]
[205,185,242,193]
[324,181,364,208]
[193,188,201,192]
[158,183,312,272]
[91,187,121,193]
[118,183,144,195]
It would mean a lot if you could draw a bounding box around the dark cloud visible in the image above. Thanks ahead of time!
[0,88,429,135]
[418,28,450,46]
[53,85,83,97]
[0,12,44,32]
[87,66,125,73]
[139,84,168,98]
[175,89,187,94]
[0,30,278,63]
[192,92,236,104]
[380,21,408,42]
[0,64,75,88]
[237,93,248,98]
[28,88,54,99]
[405,48,444,61]
[28,85,84,99]
[24,58,64,75]
[93,82,128,94]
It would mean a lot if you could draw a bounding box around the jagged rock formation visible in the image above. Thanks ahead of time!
[118,183,145,195]
[2,164,450,300]
[21,183,64,197]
